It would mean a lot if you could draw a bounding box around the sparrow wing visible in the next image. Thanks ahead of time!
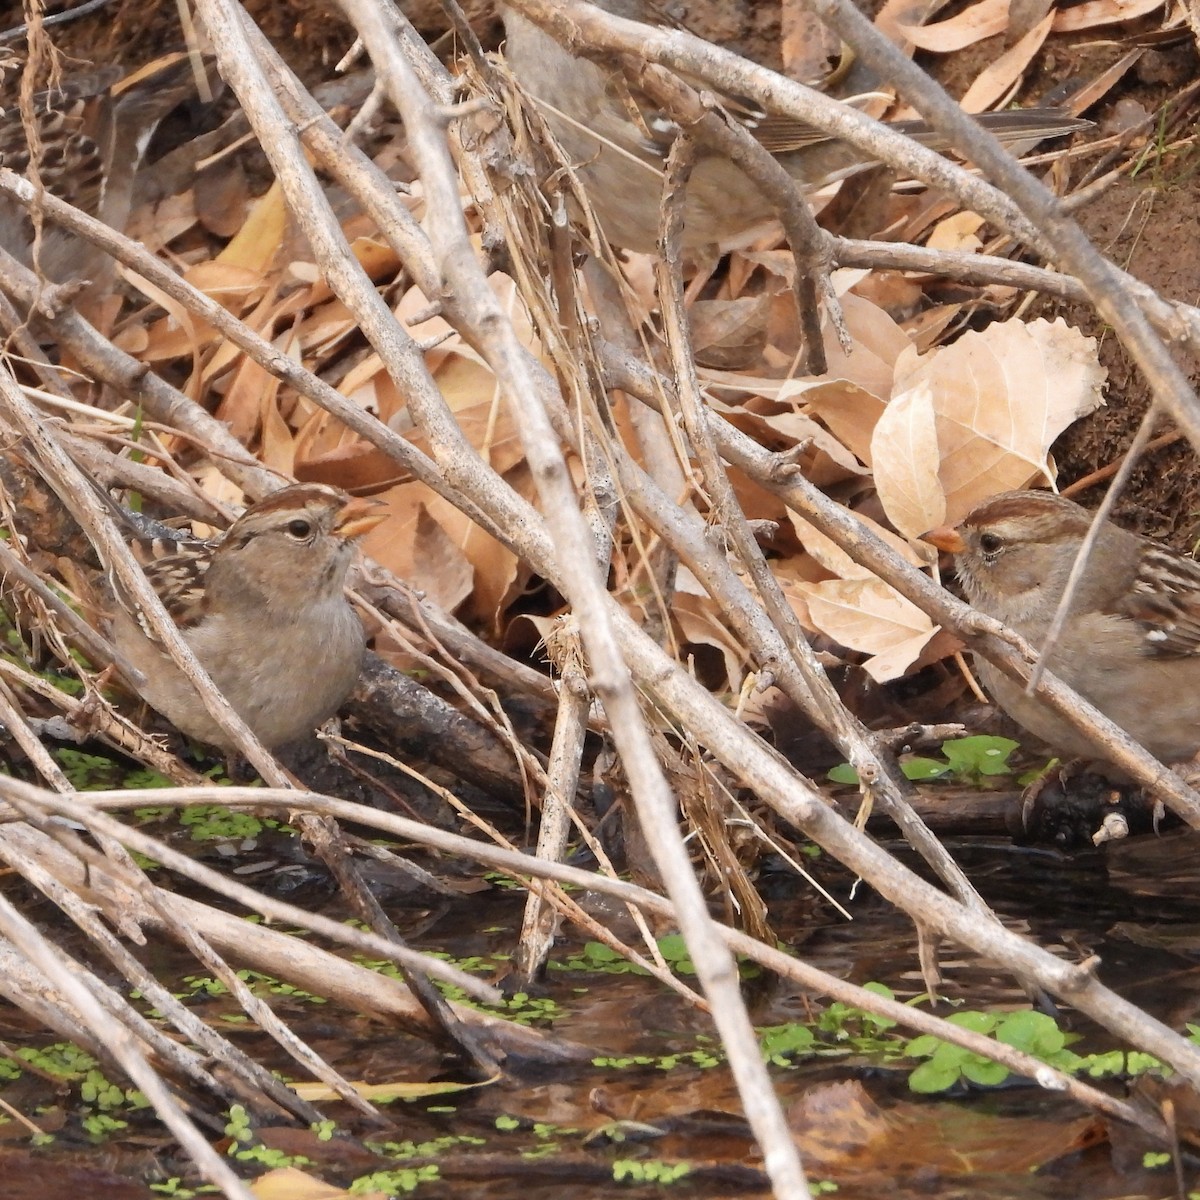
[1118,544,1200,658]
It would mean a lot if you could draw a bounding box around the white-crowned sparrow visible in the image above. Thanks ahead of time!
[107,483,385,750]
[925,490,1200,763]
[0,54,212,283]
[501,1,1089,252]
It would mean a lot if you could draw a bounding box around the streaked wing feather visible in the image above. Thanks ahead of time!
[132,537,212,629]
[0,68,121,214]
[1119,545,1200,658]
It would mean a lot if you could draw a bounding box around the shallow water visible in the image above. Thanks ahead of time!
[7,827,1200,1197]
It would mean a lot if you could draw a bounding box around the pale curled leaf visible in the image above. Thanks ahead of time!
[785,380,887,468]
[753,410,871,479]
[871,382,946,539]
[897,0,1009,51]
[674,593,750,692]
[926,212,985,253]
[890,316,1106,524]
[789,505,932,579]
[250,1167,363,1199]
[1052,0,1164,30]
[960,12,1054,113]
[800,578,937,682]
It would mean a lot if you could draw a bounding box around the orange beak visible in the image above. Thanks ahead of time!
[922,525,967,554]
[334,496,388,541]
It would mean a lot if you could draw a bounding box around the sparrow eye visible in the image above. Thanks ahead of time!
[979,532,1003,555]
[286,519,313,540]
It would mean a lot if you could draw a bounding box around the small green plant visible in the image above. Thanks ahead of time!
[611,1159,691,1184]
[82,1112,129,1139]
[350,1166,440,1193]
[551,935,757,980]
[592,1048,722,1071]
[817,983,899,1044]
[15,1042,95,1079]
[182,970,328,1005]
[222,1104,309,1168]
[758,1023,816,1065]
[54,749,127,790]
[495,992,564,1026]
[552,940,646,974]
[124,769,176,790]
[179,806,268,841]
[829,735,1021,785]
[134,806,175,823]
[369,1134,488,1158]
[905,1009,1083,1093]
[224,1104,253,1147]
[148,1179,209,1197]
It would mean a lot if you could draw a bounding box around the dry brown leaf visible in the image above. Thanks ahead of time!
[200,286,288,393]
[815,290,912,399]
[1052,0,1164,30]
[119,270,212,368]
[716,395,871,476]
[338,351,387,402]
[783,504,939,676]
[689,296,771,369]
[295,439,407,492]
[110,322,149,355]
[259,381,295,476]
[791,1079,1103,1179]
[251,1166,380,1199]
[214,354,274,448]
[897,0,1009,52]
[792,381,887,468]
[871,382,946,538]
[399,272,543,374]
[835,273,911,358]
[219,179,288,275]
[798,577,937,681]
[1007,0,1054,41]
[125,189,198,253]
[673,592,750,692]
[181,261,266,312]
[775,564,817,627]
[901,304,962,353]
[960,12,1054,112]
[360,491,474,614]
[925,211,984,253]
[724,465,793,526]
[883,316,1105,525]
[424,464,535,632]
[290,1078,487,1102]
[849,270,925,320]
[192,467,247,523]
[790,504,933,580]
[896,193,962,245]
[763,411,871,481]
[875,0,959,42]
[434,359,526,475]
[295,296,359,359]
[782,0,842,79]
[193,159,250,239]
[351,235,402,281]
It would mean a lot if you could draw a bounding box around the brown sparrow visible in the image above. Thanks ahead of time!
[925,490,1200,764]
[500,0,1089,252]
[0,54,212,283]
[107,484,386,750]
